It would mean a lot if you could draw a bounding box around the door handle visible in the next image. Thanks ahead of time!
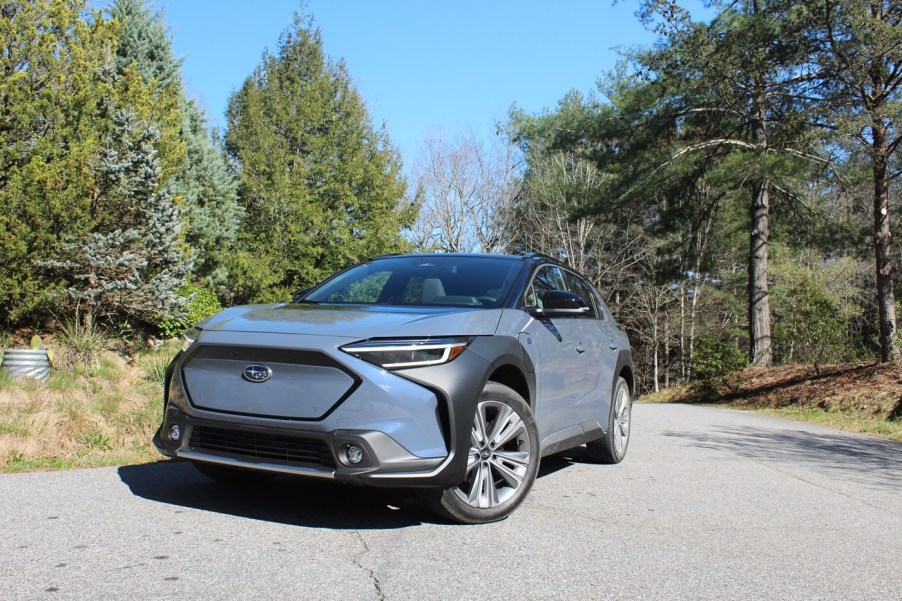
[608,343,618,351]
[576,342,586,354]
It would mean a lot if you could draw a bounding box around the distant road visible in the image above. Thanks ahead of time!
[1,404,900,600]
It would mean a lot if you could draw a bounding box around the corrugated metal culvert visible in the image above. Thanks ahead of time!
[2,349,51,382]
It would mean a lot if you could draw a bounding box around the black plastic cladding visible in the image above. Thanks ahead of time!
[613,349,635,402]
[389,335,536,488]
[162,349,181,413]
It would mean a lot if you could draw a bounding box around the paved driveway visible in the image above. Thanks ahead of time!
[1,403,900,600]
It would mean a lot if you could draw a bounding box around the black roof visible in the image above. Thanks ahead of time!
[371,252,562,266]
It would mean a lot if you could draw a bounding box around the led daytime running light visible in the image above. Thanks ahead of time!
[342,338,470,369]
[181,326,202,352]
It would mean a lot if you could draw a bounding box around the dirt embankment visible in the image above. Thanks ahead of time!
[719,363,902,420]
[648,362,902,442]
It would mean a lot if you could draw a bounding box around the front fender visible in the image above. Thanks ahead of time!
[390,335,536,488]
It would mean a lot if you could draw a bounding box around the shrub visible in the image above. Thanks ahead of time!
[140,354,173,384]
[772,276,848,372]
[56,319,113,371]
[156,284,223,338]
[691,336,747,400]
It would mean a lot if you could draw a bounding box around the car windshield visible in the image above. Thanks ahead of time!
[302,256,522,308]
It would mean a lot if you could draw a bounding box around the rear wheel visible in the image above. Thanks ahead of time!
[192,461,276,486]
[431,381,540,524]
[587,376,631,464]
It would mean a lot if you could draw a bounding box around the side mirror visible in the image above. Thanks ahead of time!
[530,290,590,317]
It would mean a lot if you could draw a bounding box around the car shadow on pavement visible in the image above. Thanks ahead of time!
[663,425,902,490]
[537,446,599,477]
[118,460,442,529]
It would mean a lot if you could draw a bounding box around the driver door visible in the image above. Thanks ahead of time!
[523,265,592,446]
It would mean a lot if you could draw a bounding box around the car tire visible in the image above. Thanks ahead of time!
[430,381,540,524]
[587,376,631,464]
[192,461,276,486]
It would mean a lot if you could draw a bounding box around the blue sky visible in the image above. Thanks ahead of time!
[160,1,662,170]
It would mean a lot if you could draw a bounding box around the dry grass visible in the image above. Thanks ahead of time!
[0,343,178,472]
[641,362,902,442]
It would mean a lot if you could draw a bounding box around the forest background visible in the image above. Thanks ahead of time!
[1,0,900,403]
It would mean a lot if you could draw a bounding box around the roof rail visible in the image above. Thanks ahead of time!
[520,252,560,263]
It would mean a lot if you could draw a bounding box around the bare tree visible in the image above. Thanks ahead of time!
[514,153,650,289]
[409,130,521,253]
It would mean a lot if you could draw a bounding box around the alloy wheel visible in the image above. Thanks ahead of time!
[454,399,533,509]
[613,383,631,455]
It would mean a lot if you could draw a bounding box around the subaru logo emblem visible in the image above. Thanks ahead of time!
[243,364,272,383]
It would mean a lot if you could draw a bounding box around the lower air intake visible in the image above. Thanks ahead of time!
[189,426,335,468]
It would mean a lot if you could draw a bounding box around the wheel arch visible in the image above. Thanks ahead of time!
[486,363,532,409]
[619,365,635,396]
[613,349,635,399]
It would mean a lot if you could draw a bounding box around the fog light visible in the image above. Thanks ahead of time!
[168,424,181,441]
[345,444,364,465]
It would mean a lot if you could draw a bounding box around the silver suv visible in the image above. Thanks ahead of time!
[154,253,634,523]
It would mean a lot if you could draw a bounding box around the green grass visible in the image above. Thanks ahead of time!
[46,369,82,391]
[3,447,161,473]
[754,405,902,442]
[91,356,122,380]
[0,416,29,437]
[139,354,174,384]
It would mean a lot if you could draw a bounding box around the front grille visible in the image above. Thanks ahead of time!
[189,425,335,468]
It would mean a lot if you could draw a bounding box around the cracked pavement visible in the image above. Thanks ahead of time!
[1,403,900,600]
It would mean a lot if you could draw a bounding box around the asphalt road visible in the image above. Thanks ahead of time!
[1,403,900,601]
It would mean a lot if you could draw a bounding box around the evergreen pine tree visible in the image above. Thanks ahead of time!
[224,13,413,303]
[108,0,180,91]
[0,0,120,325]
[107,0,241,286]
[176,98,243,285]
[46,108,192,324]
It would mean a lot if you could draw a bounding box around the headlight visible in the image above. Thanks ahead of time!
[340,337,470,369]
[181,326,202,352]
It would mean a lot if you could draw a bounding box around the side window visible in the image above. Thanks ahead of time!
[562,270,598,319]
[525,266,566,308]
[590,287,608,321]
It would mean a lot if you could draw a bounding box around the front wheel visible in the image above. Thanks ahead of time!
[587,376,631,464]
[431,381,540,524]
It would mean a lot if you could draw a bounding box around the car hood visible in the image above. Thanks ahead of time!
[198,303,505,340]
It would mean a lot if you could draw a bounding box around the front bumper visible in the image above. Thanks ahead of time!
[154,409,452,486]
[155,331,496,487]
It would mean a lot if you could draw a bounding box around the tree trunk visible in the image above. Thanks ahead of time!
[652,307,660,393]
[679,281,686,382]
[688,271,702,378]
[871,122,899,362]
[664,312,670,388]
[748,177,772,366]
[748,80,772,367]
